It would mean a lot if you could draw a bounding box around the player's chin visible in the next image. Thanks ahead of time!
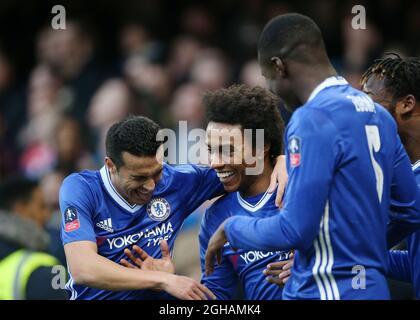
[130,190,153,204]
[220,174,240,192]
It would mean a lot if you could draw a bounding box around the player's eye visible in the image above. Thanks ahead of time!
[131,176,146,182]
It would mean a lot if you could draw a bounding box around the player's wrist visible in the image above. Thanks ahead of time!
[152,271,172,291]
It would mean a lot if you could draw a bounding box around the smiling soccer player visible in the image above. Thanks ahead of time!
[199,84,292,300]
[60,116,222,300]
[205,14,420,300]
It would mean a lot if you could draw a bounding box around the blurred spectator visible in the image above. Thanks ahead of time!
[36,20,111,123]
[19,65,64,147]
[0,49,25,177]
[166,35,202,85]
[170,83,205,129]
[239,59,267,88]
[190,48,231,90]
[0,177,67,299]
[180,5,217,42]
[87,79,138,160]
[54,116,96,175]
[18,65,65,178]
[341,15,382,87]
[124,55,171,106]
[119,22,164,62]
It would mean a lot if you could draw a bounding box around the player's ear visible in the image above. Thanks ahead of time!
[396,94,416,116]
[270,57,286,77]
[105,157,118,174]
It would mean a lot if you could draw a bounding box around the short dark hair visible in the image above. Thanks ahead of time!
[204,84,284,163]
[105,116,162,168]
[361,53,420,101]
[0,177,39,211]
[258,13,325,63]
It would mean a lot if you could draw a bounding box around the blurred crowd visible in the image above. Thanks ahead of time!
[0,0,419,296]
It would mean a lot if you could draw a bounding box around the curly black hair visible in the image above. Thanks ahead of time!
[105,116,162,168]
[204,84,284,163]
[361,53,420,100]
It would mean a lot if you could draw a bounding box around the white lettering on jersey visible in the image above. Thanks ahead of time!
[347,95,376,113]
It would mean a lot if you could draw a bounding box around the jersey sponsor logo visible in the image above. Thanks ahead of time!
[288,136,301,167]
[147,198,171,221]
[106,222,174,249]
[240,250,291,264]
[64,207,80,232]
[96,218,114,233]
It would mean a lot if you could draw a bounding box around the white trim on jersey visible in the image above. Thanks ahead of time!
[236,184,276,213]
[65,268,78,300]
[312,201,340,300]
[100,166,142,213]
[307,76,348,104]
[412,160,420,171]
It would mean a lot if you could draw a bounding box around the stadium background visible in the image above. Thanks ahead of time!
[0,0,419,298]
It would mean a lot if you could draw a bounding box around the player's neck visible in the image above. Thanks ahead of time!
[400,117,420,163]
[109,171,133,205]
[296,65,337,104]
[239,159,274,198]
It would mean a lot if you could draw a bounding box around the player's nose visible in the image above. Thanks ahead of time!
[210,152,226,169]
[143,178,156,192]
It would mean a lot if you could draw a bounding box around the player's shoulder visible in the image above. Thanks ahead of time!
[168,163,212,176]
[201,193,235,232]
[61,169,100,198]
[289,101,340,137]
[63,169,99,186]
[162,163,214,186]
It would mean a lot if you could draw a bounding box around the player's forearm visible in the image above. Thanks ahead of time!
[69,252,168,291]
[224,215,293,251]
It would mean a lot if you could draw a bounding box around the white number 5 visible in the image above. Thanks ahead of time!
[365,125,383,203]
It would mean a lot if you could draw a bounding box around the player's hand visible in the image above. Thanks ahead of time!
[205,221,228,275]
[268,155,288,207]
[120,240,175,274]
[263,252,294,287]
[163,274,216,300]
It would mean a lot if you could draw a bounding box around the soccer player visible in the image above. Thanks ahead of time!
[199,84,292,299]
[361,54,420,299]
[205,14,420,300]
[60,116,222,300]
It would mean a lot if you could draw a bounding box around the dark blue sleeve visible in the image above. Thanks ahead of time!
[387,250,412,282]
[199,208,239,300]
[182,165,224,216]
[59,174,97,245]
[225,109,339,251]
[387,138,420,248]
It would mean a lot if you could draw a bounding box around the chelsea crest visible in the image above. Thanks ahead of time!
[147,198,171,221]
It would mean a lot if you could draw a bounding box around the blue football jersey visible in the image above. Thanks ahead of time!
[388,160,420,299]
[59,163,223,300]
[200,189,292,300]
[223,76,420,300]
